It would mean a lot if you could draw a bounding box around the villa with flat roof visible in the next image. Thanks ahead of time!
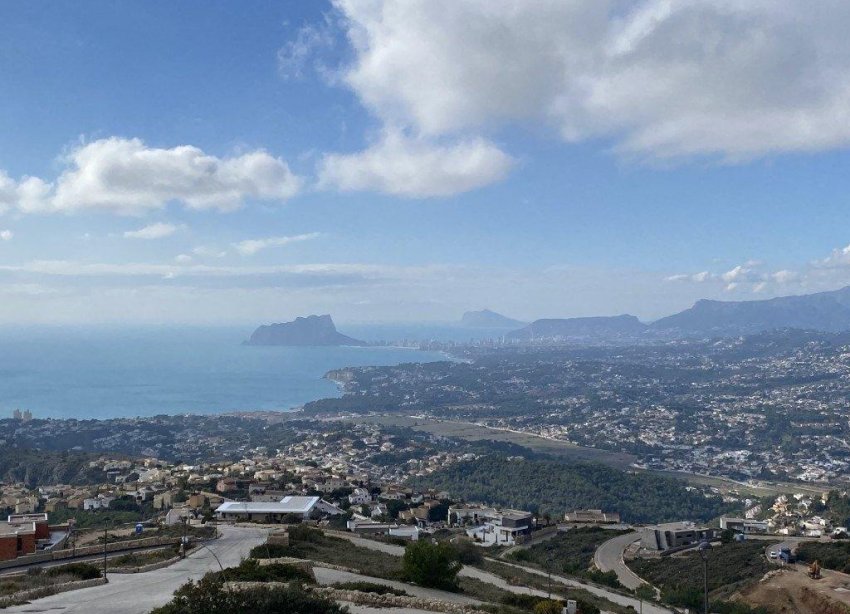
[214,496,343,522]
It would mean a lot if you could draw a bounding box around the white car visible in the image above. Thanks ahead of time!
[768,551,778,559]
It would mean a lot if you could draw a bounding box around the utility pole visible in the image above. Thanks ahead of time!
[102,524,108,580]
[698,540,712,614]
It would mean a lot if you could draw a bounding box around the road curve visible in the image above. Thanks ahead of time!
[4,525,268,614]
[594,531,647,590]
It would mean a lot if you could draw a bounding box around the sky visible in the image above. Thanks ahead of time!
[3,0,850,324]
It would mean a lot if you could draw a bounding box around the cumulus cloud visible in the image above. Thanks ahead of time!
[123,222,179,240]
[332,0,850,162]
[2,137,302,215]
[233,232,321,256]
[0,230,12,241]
[318,131,514,197]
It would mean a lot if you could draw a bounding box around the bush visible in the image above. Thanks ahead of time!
[402,540,462,591]
[453,538,484,564]
[533,600,563,614]
[46,563,102,580]
[151,575,345,614]
[288,525,324,543]
[502,593,545,609]
[212,559,313,583]
[331,581,408,596]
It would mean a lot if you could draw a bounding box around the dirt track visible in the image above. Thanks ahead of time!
[739,565,850,613]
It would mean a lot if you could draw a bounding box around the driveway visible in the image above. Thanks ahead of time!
[4,525,268,614]
[594,531,646,590]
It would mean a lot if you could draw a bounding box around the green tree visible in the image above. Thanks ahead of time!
[401,540,461,591]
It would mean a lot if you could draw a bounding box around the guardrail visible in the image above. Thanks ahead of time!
[0,535,179,571]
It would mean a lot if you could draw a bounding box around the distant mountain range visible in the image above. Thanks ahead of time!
[500,285,850,341]
[246,315,366,346]
[460,309,526,328]
[507,314,648,341]
[650,285,850,336]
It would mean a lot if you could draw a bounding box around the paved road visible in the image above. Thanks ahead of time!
[4,525,268,614]
[594,532,646,590]
[330,530,671,613]
[492,559,673,614]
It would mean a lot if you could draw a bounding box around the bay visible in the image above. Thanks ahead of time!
[0,326,451,420]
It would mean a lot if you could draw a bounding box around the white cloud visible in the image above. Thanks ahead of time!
[0,229,12,241]
[3,137,302,215]
[278,19,336,80]
[333,0,850,161]
[175,254,193,264]
[192,246,228,258]
[318,131,514,197]
[123,222,179,240]
[233,232,321,256]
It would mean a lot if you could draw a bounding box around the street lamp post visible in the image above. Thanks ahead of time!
[698,540,712,614]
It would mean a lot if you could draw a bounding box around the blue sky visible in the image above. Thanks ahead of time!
[2,0,850,324]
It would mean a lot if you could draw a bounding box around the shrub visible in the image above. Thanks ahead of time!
[533,600,563,614]
[402,540,462,591]
[46,563,102,580]
[502,592,545,609]
[453,538,484,564]
[151,575,345,614]
[213,559,312,583]
[288,524,324,543]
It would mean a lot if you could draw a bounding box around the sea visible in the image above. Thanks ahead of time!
[0,324,509,420]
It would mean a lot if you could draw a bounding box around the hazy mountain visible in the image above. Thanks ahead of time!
[460,309,526,328]
[246,315,366,346]
[652,286,850,335]
[507,315,648,341]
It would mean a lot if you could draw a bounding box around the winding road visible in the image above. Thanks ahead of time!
[593,531,646,590]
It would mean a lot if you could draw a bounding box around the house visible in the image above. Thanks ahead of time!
[0,522,36,561]
[8,514,49,541]
[346,519,420,541]
[719,517,769,534]
[83,495,115,511]
[448,505,534,546]
[348,488,372,505]
[214,496,343,523]
[641,522,715,552]
[164,507,190,526]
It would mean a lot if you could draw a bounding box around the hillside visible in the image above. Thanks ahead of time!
[0,447,105,488]
[653,285,850,336]
[411,456,734,523]
[246,315,366,346]
[461,309,526,328]
[506,315,648,341]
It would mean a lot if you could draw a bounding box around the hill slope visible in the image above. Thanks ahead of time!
[461,309,526,328]
[653,286,850,335]
[507,315,647,341]
[411,456,732,523]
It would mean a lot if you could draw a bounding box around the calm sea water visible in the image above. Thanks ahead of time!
[0,326,474,420]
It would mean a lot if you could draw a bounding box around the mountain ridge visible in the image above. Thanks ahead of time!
[461,309,526,328]
[246,314,366,346]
